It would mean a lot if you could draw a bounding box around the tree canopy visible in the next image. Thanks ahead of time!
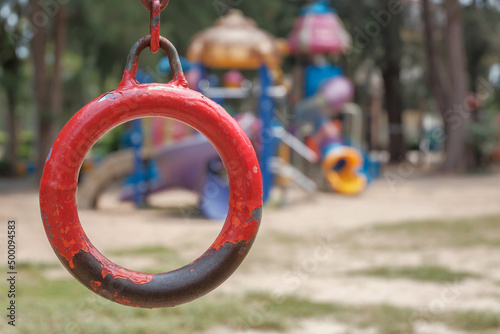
[1,0,499,175]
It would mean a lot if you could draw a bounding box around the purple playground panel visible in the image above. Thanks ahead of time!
[120,113,258,220]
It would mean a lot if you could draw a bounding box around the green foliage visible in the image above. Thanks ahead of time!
[2,0,500,164]
[468,109,500,166]
[17,130,34,159]
[62,0,305,88]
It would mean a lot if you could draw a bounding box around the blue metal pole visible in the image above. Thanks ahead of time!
[258,65,275,203]
[130,69,155,207]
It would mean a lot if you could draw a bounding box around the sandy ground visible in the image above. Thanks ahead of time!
[1,171,500,333]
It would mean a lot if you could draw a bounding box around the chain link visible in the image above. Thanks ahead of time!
[150,0,161,53]
[141,0,169,12]
[141,0,169,53]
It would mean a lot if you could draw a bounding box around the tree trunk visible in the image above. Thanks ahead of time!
[383,61,406,163]
[422,0,472,172]
[5,86,18,168]
[30,0,50,179]
[442,0,473,171]
[1,58,21,171]
[30,1,67,180]
[422,0,451,115]
[51,6,67,121]
[1,4,22,173]
[381,4,405,163]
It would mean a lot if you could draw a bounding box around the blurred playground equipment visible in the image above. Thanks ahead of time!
[288,0,351,56]
[288,0,379,195]
[79,10,316,216]
[186,9,318,203]
[79,2,384,219]
[187,10,284,71]
[78,113,257,219]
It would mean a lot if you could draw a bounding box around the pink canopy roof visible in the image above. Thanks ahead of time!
[288,11,351,56]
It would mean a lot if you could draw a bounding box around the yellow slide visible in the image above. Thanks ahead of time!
[322,145,367,195]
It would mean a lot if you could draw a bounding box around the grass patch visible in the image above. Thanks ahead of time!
[3,215,500,333]
[268,231,307,245]
[0,275,341,334]
[1,272,500,334]
[15,262,61,271]
[105,245,188,273]
[350,265,479,283]
[108,245,179,257]
[446,310,500,331]
[241,292,343,331]
[344,215,500,250]
[352,304,415,334]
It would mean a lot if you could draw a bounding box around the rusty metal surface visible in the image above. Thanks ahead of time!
[124,35,183,80]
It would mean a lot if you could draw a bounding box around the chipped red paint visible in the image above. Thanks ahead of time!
[90,281,102,292]
[40,192,89,269]
[39,36,262,308]
[211,205,261,251]
[89,247,154,284]
[114,296,141,308]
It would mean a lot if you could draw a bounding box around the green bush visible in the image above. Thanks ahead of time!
[468,109,500,166]
[17,130,35,160]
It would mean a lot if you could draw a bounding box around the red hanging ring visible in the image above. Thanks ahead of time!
[39,35,262,309]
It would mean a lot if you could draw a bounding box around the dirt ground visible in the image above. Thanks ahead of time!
[1,171,500,333]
